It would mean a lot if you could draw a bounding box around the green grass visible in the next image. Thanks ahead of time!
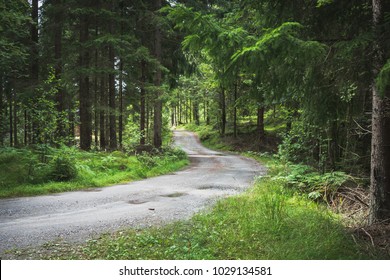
[26,177,379,260]
[0,146,189,198]
[182,123,234,151]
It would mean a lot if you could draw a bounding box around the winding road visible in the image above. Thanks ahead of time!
[0,130,265,257]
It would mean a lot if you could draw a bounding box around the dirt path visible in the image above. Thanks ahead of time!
[0,130,266,257]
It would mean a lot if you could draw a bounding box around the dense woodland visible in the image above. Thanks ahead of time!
[0,0,389,223]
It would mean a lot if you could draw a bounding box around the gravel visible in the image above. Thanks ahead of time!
[0,130,266,257]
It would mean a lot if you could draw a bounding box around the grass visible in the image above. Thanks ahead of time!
[0,146,189,198]
[17,176,380,260]
[182,123,234,151]
[3,124,386,259]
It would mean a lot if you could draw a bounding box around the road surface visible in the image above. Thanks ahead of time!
[0,130,265,257]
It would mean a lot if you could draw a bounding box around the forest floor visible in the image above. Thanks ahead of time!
[0,130,265,259]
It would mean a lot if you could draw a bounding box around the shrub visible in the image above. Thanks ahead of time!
[273,161,355,203]
[49,156,78,182]
[136,151,160,168]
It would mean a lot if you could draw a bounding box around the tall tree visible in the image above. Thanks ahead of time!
[79,2,92,150]
[153,0,163,148]
[52,0,66,140]
[30,0,39,144]
[108,13,117,151]
[369,0,390,223]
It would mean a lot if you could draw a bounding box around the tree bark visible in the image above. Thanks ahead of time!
[0,75,3,146]
[140,60,146,146]
[153,0,163,149]
[7,87,13,146]
[94,41,99,149]
[99,75,106,150]
[31,0,39,82]
[108,44,117,150]
[13,90,18,146]
[31,0,39,144]
[118,60,124,149]
[53,0,65,140]
[257,105,265,144]
[118,3,124,149]
[220,87,226,136]
[193,99,200,125]
[233,83,238,138]
[79,12,92,150]
[370,0,390,223]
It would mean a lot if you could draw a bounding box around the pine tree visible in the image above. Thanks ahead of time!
[153,0,163,149]
[78,1,92,150]
[370,0,390,223]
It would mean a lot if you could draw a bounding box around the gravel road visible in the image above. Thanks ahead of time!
[0,130,265,257]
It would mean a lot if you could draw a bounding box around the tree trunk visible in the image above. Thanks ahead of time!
[31,0,39,82]
[220,87,226,136]
[257,105,265,144]
[118,3,124,149]
[31,0,39,144]
[8,92,14,147]
[93,24,99,148]
[0,75,3,146]
[13,90,18,147]
[203,91,207,124]
[108,44,117,150]
[193,99,200,125]
[100,76,106,150]
[233,83,238,138]
[118,59,124,149]
[68,109,75,146]
[146,101,150,141]
[370,0,390,223]
[79,12,92,150]
[140,60,146,146]
[53,0,65,140]
[153,0,163,149]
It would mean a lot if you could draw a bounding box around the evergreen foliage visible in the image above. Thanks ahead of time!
[1,0,390,222]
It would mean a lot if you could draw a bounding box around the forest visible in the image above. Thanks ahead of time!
[0,0,390,259]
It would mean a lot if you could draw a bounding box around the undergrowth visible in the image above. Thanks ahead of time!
[0,146,188,198]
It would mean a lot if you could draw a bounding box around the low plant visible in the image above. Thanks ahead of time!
[49,156,78,182]
[0,146,188,198]
[271,161,362,204]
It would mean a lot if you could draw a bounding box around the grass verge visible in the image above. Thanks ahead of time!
[0,146,188,198]
[11,176,382,260]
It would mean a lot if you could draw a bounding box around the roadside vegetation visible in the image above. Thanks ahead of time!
[7,124,387,260]
[187,122,390,258]
[0,145,188,198]
[10,153,384,260]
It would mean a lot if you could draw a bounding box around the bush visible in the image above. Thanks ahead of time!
[136,151,160,168]
[49,156,78,182]
[273,161,355,202]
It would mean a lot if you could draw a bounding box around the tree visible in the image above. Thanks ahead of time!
[369,0,390,223]
[78,1,92,150]
[153,0,163,149]
[108,2,117,151]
